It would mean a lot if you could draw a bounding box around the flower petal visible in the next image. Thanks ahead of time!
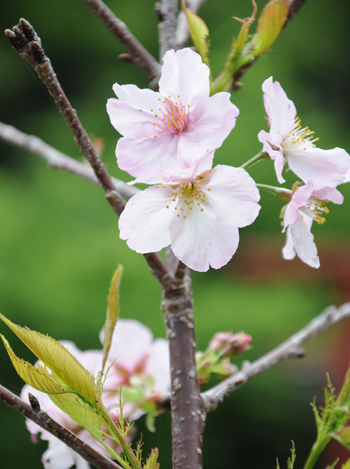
[202,165,261,228]
[107,84,162,138]
[258,129,286,184]
[159,48,210,104]
[287,146,350,189]
[119,185,175,253]
[170,203,240,272]
[282,213,320,268]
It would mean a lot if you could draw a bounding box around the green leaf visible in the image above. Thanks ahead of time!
[181,0,210,68]
[252,0,289,57]
[341,458,350,469]
[0,314,97,402]
[143,448,159,469]
[0,334,66,394]
[102,265,123,373]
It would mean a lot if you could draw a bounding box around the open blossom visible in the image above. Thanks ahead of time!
[107,47,239,182]
[119,163,260,272]
[20,320,170,469]
[281,181,344,268]
[258,77,349,189]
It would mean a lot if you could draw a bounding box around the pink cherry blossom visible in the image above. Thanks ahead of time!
[107,48,239,181]
[281,181,344,268]
[258,77,350,189]
[119,164,261,272]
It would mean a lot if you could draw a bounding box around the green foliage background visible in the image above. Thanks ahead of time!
[0,0,350,468]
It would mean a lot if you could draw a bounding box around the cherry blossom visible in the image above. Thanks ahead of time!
[258,77,349,189]
[107,48,239,182]
[118,164,261,272]
[281,181,344,268]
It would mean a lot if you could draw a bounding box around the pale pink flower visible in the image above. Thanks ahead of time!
[107,48,239,182]
[281,181,344,268]
[118,164,261,272]
[258,77,349,189]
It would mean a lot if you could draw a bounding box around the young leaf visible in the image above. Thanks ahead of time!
[0,314,97,402]
[0,334,65,394]
[102,265,123,373]
[341,458,350,469]
[143,448,159,469]
[252,0,289,57]
[181,0,210,68]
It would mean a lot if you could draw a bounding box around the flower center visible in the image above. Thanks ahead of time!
[165,178,211,219]
[283,117,320,151]
[151,95,190,137]
[301,197,330,225]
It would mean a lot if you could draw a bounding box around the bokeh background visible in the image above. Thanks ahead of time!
[1,0,350,468]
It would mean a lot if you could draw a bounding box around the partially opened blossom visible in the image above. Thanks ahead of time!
[258,77,349,189]
[107,48,239,181]
[119,164,261,272]
[281,181,344,268]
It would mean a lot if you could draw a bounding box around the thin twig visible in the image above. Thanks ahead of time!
[0,385,123,469]
[157,0,178,60]
[0,121,138,200]
[156,302,350,413]
[176,0,206,48]
[5,19,169,286]
[202,302,350,412]
[81,0,161,84]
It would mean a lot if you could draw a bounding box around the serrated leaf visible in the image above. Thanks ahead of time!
[252,0,289,56]
[143,448,159,469]
[0,314,97,402]
[0,334,65,394]
[102,265,123,373]
[50,393,103,442]
[181,0,210,67]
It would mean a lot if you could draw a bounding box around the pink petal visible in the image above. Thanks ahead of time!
[107,84,162,138]
[147,339,171,393]
[182,93,239,161]
[119,185,175,253]
[202,165,261,228]
[282,214,320,268]
[169,203,240,272]
[262,77,296,137]
[283,181,315,229]
[287,146,350,189]
[159,48,210,105]
[258,129,286,184]
[116,134,180,178]
[313,186,344,205]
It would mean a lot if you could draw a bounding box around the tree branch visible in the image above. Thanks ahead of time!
[175,0,206,48]
[0,385,123,469]
[157,0,178,61]
[162,272,205,469]
[81,0,161,84]
[202,302,350,412]
[0,121,139,201]
[5,19,169,287]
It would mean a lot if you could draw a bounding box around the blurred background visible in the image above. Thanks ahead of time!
[0,0,350,467]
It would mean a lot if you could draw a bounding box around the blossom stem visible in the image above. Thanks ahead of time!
[240,151,268,169]
[256,184,292,202]
[303,438,330,469]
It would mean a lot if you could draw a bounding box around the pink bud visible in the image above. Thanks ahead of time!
[209,331,252,357]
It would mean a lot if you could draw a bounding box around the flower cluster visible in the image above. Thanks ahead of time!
[108,49,349,270]
[107,48,261,272]
[20,319,170,469]
[258,77,349,268]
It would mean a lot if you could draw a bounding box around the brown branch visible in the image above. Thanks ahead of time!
[175,0,206,48]
[81,0,161,84]
[157,0,178,61]
[0,121,139,201]
[5,19,169,287]
[202,302,350,412]
[0,385,123,469]
[162,273,205,469]
[231,0,309,88]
